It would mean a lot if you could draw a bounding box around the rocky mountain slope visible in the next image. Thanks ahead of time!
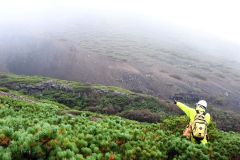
[1,26,240,112]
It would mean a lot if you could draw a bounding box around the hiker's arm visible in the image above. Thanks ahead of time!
[176,102,195,118]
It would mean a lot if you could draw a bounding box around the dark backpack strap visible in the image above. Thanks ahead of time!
[196,110,207,115]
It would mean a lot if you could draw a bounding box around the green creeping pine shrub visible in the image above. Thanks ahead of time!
[0,87,9,92]
[0,96,240,160]
[160,116,189,134]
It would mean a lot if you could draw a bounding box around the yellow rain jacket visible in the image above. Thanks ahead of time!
[176,102,211,144]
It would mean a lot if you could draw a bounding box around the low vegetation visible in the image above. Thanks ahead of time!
[189,72,208,81]
[0,95,240,160]
[1,73,240,133]
[0,74,239,159]
[169,74,182,81]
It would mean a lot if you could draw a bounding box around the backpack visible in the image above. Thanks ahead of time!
[191,111,207,140]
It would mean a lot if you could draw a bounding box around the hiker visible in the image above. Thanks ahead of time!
[174,99,211,144]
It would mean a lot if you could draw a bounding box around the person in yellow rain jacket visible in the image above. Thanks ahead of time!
[174,99,211,144]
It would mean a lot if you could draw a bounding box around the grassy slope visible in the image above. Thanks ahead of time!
[0,73,240,133]
[0,85,240,159]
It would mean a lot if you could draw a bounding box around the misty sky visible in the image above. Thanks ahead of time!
[0,0,240,45]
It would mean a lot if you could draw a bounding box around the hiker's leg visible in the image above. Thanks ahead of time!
[190,136,196,143]
[183,125,191,139]
[200,136,208,144]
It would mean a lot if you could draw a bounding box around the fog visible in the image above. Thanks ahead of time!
[1,0,240,41]
[1,0,240,69]
[1,0,240,57]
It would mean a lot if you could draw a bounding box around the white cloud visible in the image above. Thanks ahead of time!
[0,0,240,44]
